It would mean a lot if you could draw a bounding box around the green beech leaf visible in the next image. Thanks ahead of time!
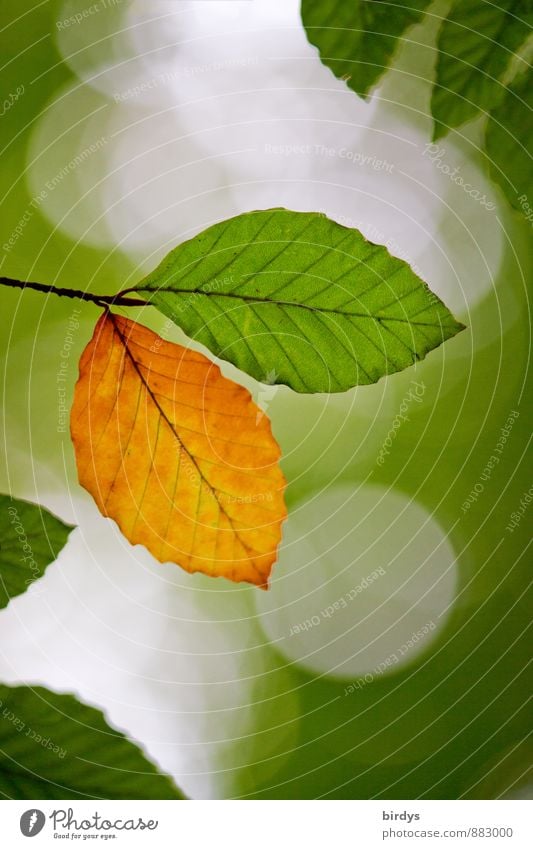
[0,684,185,799]
[0,495,74,609]
[300,0,432,97]
[432,0,533,139]
[485,69,533,212]
[132,209,465,393]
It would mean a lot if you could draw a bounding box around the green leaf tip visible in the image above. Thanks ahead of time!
[301,0,433,99]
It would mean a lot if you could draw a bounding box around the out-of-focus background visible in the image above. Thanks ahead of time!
[0,0,531,799]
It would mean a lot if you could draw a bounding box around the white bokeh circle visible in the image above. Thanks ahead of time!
[255,482,458,679]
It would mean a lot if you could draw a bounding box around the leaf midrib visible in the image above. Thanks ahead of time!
[137,286,459,329]
[108,313,261,565]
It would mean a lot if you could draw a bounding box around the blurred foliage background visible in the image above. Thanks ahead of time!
[0,0,531,799]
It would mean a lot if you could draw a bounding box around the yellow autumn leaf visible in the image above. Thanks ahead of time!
[70,312,287,587]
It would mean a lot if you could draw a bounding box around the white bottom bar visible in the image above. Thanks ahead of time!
[1,800,531,848]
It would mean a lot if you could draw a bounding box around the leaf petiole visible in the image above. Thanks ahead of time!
[0,276,146,308]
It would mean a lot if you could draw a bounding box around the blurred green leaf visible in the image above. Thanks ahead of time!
[0,495,74,609]
[432,0,533,139]
[300,0,431,97]
[0,1,133,289]
[0,684,185,799]
[485,68,533,212]
[0,0,75,280]
[133,209,465,393]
